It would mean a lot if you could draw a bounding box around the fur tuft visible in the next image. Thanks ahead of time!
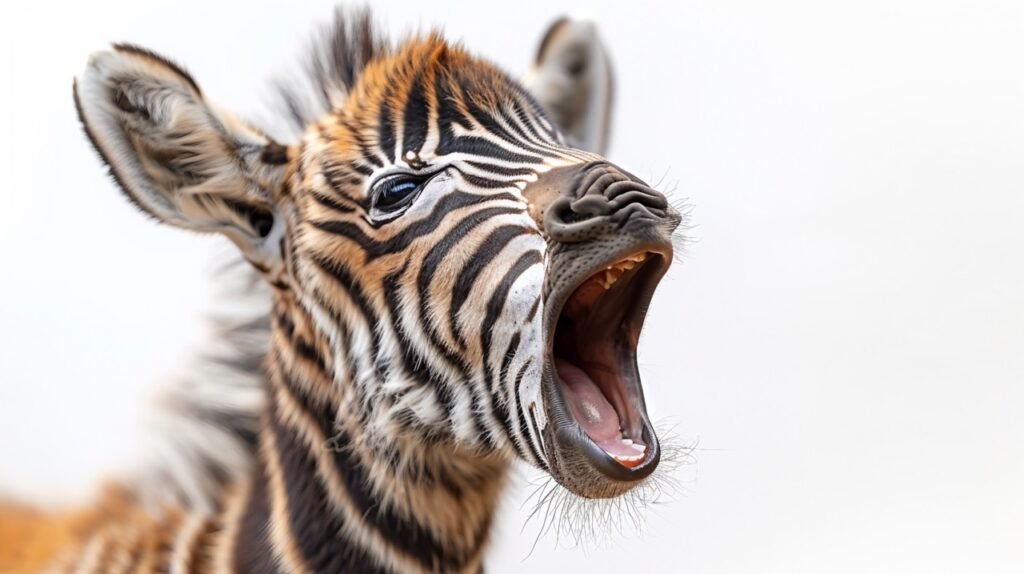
[132,254,270,513]
[265,6,391,141]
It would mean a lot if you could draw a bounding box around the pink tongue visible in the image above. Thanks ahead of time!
[555,359,643,458]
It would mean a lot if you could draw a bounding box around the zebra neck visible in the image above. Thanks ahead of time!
[233,295,510,573]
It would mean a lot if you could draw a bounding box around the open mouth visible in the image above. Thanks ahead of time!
[548,248,669,480]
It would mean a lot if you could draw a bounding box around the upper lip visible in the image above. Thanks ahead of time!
[542,240,673,482]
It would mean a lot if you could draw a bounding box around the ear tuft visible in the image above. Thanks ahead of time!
[111,84,151,118]
[75,44,292,264]
[226,199,275,239]
[254,215,274,238]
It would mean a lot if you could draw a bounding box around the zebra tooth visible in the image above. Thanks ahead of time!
[595,255,650,292]
[607,269,621,289]
[621,438,634,446]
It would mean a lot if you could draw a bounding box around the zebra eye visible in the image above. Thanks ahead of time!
[372,174,425,213]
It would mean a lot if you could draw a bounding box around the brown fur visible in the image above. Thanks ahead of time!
[0,487,186,573]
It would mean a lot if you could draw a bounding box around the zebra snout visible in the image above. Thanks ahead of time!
[524,161,674,243]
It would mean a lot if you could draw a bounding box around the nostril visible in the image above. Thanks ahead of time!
[552,200,590,224]
[546,197,615,243]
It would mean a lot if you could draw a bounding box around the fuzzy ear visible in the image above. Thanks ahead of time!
[524,18,615,155]
[74,44,291,263]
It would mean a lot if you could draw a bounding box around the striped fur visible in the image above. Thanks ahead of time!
[0,8,681,573]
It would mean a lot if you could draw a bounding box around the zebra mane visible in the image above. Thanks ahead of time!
[134,253,269,513]
[266,6,391,141]
[133,9,391,512]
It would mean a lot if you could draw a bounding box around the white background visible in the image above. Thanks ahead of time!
[1,1,1022,572]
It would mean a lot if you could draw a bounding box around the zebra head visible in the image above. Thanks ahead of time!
[74,11,681,502]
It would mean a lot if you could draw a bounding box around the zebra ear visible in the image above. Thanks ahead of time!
[74,44,291,263]
[524,18,614,155]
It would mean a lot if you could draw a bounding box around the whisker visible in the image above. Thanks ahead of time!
[520,421,695,555]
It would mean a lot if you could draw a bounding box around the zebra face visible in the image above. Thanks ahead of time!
[74,24,679,502]
[285,40,681,498]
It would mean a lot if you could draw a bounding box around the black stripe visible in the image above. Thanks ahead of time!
[350,161,375,178]
[292,336,328,372]
[514,359,548,469]
[433,70,470,152]
[310,190,358,214]
[525,295,541,323]
[499,332,521,388]
[361,148,385,169]
[459,171,523,190]
[464,160,537,178]
[378,94,397,163]
[233,449,278,573]
[527,406,548,469]
[437,134,545,165]
[447,225,532,347]
[401,68,431,157]
[268,402,390,573]
[276,310,295,339]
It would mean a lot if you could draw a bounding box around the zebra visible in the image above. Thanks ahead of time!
[0,8,683,573]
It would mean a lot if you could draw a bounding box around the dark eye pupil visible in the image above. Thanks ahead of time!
[375,177,422,211]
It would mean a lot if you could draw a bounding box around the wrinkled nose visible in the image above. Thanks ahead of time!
[524,161,676,243]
